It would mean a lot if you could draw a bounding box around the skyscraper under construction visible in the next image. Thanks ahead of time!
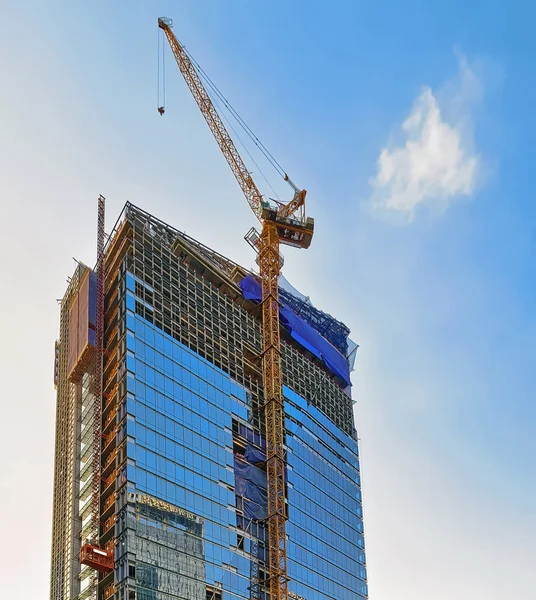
[50,202,368,600]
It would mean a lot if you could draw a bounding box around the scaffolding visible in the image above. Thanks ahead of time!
[111,202,356,438]
[279,284,350,357]
[50,265,87,600]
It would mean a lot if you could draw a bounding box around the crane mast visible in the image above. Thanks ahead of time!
[158,18,314,600]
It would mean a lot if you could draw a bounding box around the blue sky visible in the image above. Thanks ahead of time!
[0,2,534,599]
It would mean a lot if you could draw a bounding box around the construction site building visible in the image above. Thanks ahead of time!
[50,203,368,600]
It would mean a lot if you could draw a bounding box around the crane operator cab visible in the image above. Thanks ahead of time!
[260,201,314,249]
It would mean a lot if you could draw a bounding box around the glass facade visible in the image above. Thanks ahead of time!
[116,271,367,599]
[286,388,367,600]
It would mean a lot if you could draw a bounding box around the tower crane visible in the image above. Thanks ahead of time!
[157,17,314,600]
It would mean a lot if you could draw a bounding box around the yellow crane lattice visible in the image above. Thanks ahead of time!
[158,17,314,600]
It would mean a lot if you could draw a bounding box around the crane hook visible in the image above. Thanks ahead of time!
[158,107,165,116]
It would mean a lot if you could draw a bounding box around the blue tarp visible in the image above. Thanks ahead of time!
[242,480,267,506]
[245,444,266,464]
[244,498,267,521]
[234,456,268,520]
[239,275,351,386]
[234,473,267,505]
[234,457,266,489]
[239,274,263,301]
[88,272,97,328]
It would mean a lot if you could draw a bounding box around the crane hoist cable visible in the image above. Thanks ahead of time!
[159,23,288,189]
[157,26,166,114]
[195,71,283,202]
[213,93,283,203]
[187,50,287,180]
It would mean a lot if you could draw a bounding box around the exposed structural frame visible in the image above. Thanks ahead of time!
[51,265,87,600]
[50,196,114,600]
[112,201,355,439]
[79,196,115,596]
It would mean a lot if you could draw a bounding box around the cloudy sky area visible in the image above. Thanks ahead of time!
[1,2,535,599]
[370,54,482,218]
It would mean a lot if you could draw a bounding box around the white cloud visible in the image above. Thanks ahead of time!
[370,55,481,219]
